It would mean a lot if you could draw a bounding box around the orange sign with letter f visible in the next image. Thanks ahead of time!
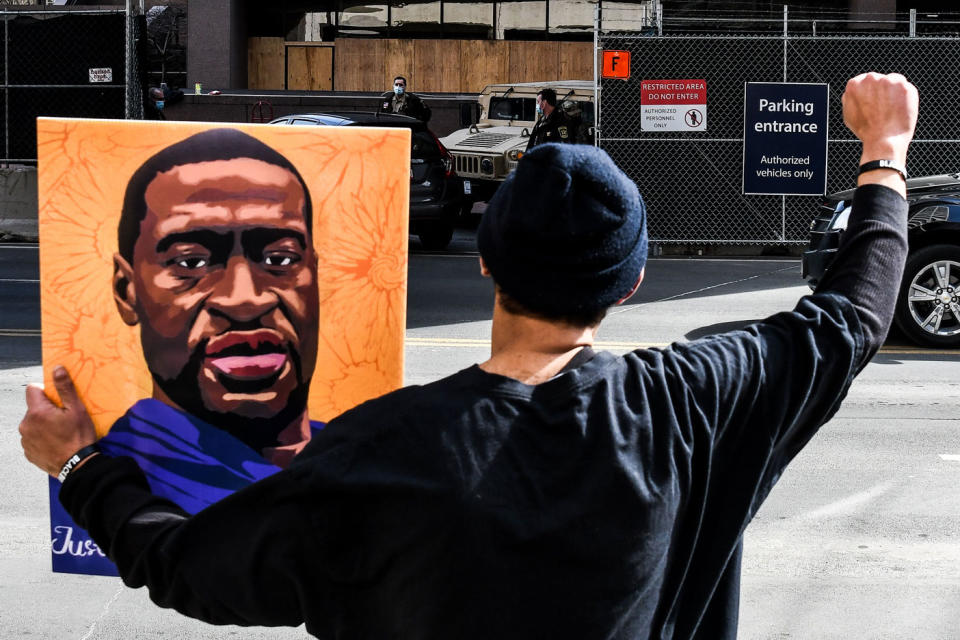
[602,50,631,80]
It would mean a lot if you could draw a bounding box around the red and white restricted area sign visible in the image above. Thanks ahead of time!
[601,50,631,80]
[640,79,707,132]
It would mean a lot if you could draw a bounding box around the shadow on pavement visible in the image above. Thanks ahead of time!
[0,335,40,368]
[685,319,763,340]
[406,231,806,330]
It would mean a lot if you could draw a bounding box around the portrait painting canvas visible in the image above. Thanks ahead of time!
[37,118,410,575]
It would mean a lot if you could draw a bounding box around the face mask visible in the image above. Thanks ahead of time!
[155,100,165,110]
[394,85,405,96]
[536,104,543,116]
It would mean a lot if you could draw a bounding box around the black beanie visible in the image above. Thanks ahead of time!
[477,143,648,318]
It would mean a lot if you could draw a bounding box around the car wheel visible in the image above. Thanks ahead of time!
[418,223,454,251]
[894,244,960,347]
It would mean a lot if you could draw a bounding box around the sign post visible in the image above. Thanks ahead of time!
[742,82,829,195]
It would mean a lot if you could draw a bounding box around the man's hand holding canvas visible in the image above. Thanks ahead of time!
[20,367,97,478]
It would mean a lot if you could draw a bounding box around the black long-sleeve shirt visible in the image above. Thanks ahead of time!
[61,184,907,639]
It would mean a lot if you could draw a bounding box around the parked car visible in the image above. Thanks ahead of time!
[803,173,960,347]
[270,112,462,250]
[440,80,595,211]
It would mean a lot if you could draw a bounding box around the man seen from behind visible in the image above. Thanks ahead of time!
[21,72,917,639]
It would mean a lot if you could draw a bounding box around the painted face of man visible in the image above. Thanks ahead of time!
[114,157,319,449]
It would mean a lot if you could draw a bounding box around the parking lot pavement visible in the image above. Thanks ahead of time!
[2,240,958,639]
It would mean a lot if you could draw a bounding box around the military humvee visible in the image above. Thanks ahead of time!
[440,80,596,208]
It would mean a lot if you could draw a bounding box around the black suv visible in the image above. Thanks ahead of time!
[270,112,463,250]
[803,174,960,347]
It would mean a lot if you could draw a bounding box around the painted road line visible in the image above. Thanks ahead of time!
[405,337,959,356]
[939,455,960,462]
[0,278,39,283]
[411,253,799,264]
[3,331,954,356]
[406,338,666,349]
[879,347,960,356]
[0,329,41,337]
[609,265,798,315]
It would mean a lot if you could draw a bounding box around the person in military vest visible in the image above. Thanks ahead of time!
[380,76,431,123]
[525,88,574,152]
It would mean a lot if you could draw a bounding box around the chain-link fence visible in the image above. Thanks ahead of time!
[597,31,960,244]
[0,8,143,165]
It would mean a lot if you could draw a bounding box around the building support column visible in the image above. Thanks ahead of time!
[188,0,247,90]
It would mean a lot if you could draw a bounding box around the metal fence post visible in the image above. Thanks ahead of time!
[782,5,788,239]
[125,0,145,119]
[593,2,599,147]
[782,4,788,81]
[4,11,8,163]
[910,9,917,37]
[125,0,131,118]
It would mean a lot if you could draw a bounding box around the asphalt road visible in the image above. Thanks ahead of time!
[0,243,40,366]
[1,237,958,639]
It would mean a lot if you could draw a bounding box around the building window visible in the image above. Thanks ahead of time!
[443,1,495,37]
[391,1,443,36]
[549,0,594,35]
[338,2,389,36]
[496,1,547,39]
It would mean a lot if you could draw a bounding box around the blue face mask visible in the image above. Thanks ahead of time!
[536,104,543,117]
[394,85,405,96]
[155,100,165,110]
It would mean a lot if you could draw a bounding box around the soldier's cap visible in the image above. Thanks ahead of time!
[477,143,647,318]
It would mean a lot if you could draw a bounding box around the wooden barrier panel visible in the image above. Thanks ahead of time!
[384,39,416,92]
[248,36,284,89]
[335,38,386,91]
[287,44,334,91]
[414,40,462,93]
[508,41,561,83]
[559,42,594,80]
[277,38,592,92]
[459,40,511,91]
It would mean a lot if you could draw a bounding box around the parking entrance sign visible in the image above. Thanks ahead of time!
[742,82,829,195]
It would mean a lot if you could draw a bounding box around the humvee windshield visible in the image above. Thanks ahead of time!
[488,96,595,128]
[489,97,537,121]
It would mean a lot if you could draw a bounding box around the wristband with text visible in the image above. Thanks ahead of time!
[858,159,907,182]
[57,444,100,482]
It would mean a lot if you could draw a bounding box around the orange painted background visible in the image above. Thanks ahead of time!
[37,118,409,435]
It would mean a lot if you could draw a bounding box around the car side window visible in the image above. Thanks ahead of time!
[411,130,440,160]
[292,118,317,126]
